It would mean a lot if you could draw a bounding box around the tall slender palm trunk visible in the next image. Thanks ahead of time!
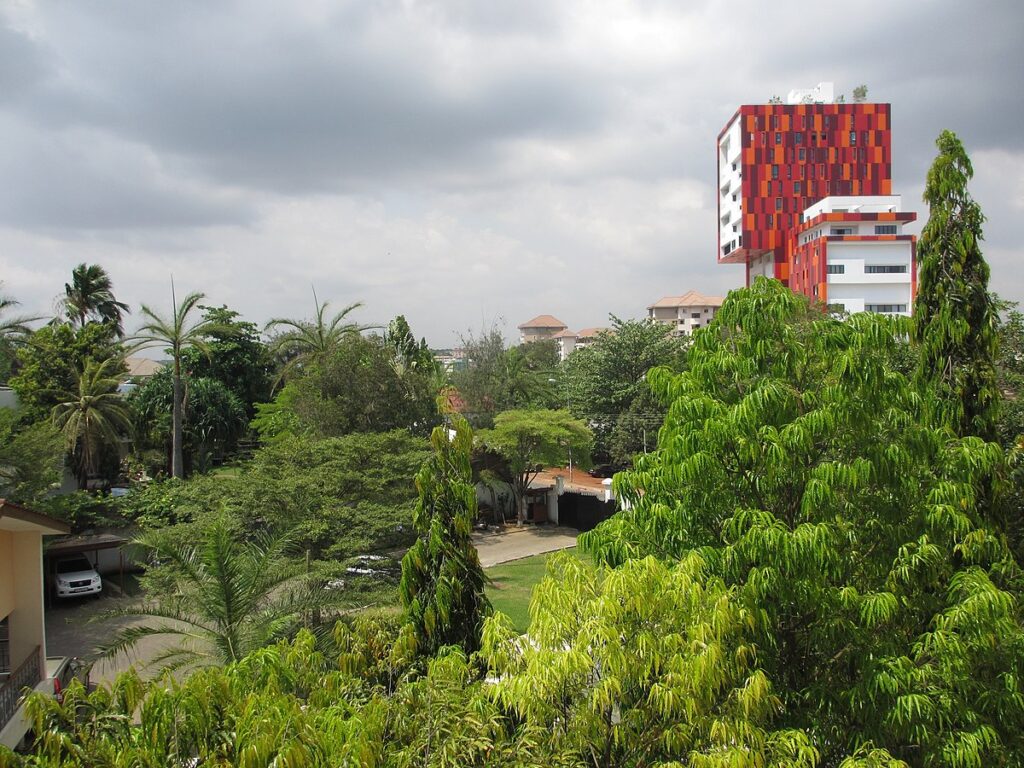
[172,357,184,479]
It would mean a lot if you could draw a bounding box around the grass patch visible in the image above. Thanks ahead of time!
[485,548,589,633]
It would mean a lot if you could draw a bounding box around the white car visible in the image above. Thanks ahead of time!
[52,555,103,599]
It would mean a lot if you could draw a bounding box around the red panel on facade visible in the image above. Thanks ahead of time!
[717,102,893,290]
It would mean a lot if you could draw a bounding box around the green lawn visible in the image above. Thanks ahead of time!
[485,548,589,633]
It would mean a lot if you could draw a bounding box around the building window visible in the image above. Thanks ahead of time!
[767,214,774,227]
[874,224,898,235]
[775,198,782,211]
[795,132,803,145]
[691,312,701,319]
[865,265,908,274]
[830,227,854,235]
[809,165,815,179]
[862,130,869,145]
[775,132,782,145]
[794,181,801,194]
[787,166,792,180]
[827,264,845,274]
[800,116,806,129]
[771,115,778,129]
[731,163,737,171]
[732,194,737,201]
[771,164,779,179]
[866,304,908,313]
[761,132,767,146]
[850,130,857,144]
[798,147,806,160]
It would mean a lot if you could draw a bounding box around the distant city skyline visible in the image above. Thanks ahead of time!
[1,1,1021,347]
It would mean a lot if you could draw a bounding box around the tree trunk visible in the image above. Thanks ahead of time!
[172,357,184,479]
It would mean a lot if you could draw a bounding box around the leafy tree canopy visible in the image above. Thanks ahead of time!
[582,278,1024,765]
[0,408,63,503]
[281,333,440,438]
[179,304,272,416]
[479,408,592,523]
[9,322,126,422]
[129,366,247,475]
[400,417,491,657]
[561,315,688,465]
[913,129,998,440]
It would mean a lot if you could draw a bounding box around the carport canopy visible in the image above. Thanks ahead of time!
[45,534,131,594]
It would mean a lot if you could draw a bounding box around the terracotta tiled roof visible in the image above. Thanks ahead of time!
[553,329,577,338]
[575,327,607,339]
[647,290,725,310]
[518,314,567,330]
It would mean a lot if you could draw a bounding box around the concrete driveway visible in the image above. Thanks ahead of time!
[472,525,578,567]
[46,592,180,687]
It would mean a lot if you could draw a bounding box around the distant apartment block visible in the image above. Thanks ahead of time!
[517,315,568,345]
[647,290,724,335]
[716,83,915,314]
[553,327,607,361]
[432,348,468,374]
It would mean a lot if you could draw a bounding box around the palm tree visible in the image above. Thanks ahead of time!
[265,289,372,384]
[129,287,223,479]
[0,286,41,344]
[50,357,134,489]
[62,263,131,336]
[98,521,334,671]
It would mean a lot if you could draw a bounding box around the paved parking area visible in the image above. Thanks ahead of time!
[46,592,178,686]
[473,525,579,567]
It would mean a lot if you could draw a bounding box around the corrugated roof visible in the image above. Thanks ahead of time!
[647,290,725,310]
[518,314,567,330]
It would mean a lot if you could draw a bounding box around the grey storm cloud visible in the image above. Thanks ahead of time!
[0,0,1021,346]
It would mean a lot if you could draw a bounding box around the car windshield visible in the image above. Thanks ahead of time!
[56,557,93,574]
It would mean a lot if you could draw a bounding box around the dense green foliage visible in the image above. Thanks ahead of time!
[582,278,1024,765]
[0,408,63,503]
[130,289,229,479]
[180,305,273,416]
[913,130,999,440]
[479,408,593,523]
[562,316,688,466]
[9,322,125,422]
[129,366,247,475]
[450,327,559,425]
[266,294,370,383]
[50,357,134,488]
[400,417,490,656]
[0,286,40,383]
[97,519,340,672]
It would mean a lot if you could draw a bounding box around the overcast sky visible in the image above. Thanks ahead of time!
[1,0,1022,347]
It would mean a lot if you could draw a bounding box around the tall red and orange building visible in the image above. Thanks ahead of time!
[717,83,915,314]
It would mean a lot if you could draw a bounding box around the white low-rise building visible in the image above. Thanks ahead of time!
[789,195,916,315]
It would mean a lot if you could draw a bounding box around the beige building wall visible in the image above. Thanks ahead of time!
[1,530,45,671]
[0,533,13,620]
